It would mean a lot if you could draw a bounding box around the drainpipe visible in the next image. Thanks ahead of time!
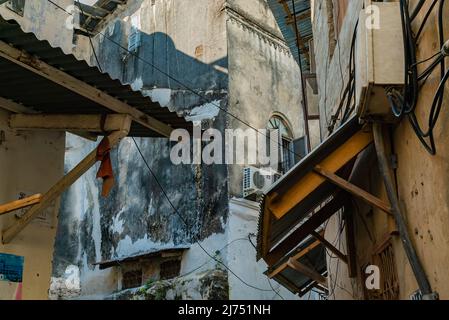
[291,0,312,153]
[373,123,438,300]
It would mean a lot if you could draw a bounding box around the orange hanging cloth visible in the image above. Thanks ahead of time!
[96,137,114,197]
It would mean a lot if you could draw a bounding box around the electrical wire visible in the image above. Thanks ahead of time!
[131,137,277,293]
[386,0,449,155]
[46,0,306,165]
[75,0,103,72]
[44,0,298,297]
[328,22,358,134]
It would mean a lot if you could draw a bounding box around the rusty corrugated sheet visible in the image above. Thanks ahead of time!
[267,0,313,71]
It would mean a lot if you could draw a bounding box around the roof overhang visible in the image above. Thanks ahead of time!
[76,0,127,35]
[0,17,192,138]
[256,117,383,296]
[93,247,190,270]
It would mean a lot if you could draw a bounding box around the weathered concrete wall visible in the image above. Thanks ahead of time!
[48,0,305,299]
[312,0,449,300]
[0,0,74,53]
[228,198,299,300]
[0,108,65,300]
[312,0,362,137]
[227,0,304,196]
[52,0,231,299]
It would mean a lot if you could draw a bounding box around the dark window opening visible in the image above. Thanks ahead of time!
[160,260,181,280]
[122,269,143,290]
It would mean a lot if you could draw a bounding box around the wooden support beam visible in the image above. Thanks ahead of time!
[314,165,392,215]
[0,97,36,114]
[0,194,42,216]
[311,231,348,264]
[288,259,327,286]
[0,40,173,137]
[268,129,373,219]
[1,128,128,244]
[268,238,322,279]
[265,195,346,266]
[10,114,132,133]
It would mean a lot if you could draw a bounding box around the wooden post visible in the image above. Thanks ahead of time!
[311,231,348,264]
[288,259,328,286]
[1,130,127,244]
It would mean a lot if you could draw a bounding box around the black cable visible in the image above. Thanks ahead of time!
[46,0,295,296]
[386,0,449,155]
[75,0,103,73]
[131,137,276,293]
[410,0,427,21]
[45,0,306,165]
[415,0,439,41]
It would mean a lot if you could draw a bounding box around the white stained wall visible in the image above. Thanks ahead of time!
[227,198,299,300]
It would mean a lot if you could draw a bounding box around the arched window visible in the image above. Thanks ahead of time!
[268,115,295,174]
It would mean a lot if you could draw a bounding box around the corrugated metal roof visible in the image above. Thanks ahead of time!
[0,17,192,137]
[267,0,312,71]
[77,0,127,34]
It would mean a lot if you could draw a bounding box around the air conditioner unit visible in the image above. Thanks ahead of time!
[355,0,405,122]
[243,167,281,198]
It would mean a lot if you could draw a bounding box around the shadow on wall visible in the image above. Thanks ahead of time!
[95,20,228,108]
[52,20,230,291]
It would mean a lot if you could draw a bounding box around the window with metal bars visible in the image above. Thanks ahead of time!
[122,269,143,290]
[363,240,400,300]
[160,260,181,280]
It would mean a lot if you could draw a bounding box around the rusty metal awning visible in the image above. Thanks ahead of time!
[0,17,192,138]
[93,247,190,270]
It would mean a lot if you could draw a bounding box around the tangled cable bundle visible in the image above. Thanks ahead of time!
[386,0,449,155]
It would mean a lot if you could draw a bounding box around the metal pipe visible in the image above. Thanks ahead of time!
[373,123,438,300]
[291,0,312,153]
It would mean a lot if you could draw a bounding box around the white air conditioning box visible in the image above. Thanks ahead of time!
[355,0,405,121]
[243,167,281,198]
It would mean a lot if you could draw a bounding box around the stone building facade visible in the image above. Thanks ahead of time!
[40,0,306,300]
[311,0,449,299]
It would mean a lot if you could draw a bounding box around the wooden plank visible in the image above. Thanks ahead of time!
[288,259,328,286]
[1,130,127,244]
[10,114,132,133]
[0,194,42,216]
[268,239,322,279]
[0,97,36,114]
[311,231,348,264]
[265,195,346,266]
[0,40,173,137]
[314,165,392,215]
[268,129,373,219]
